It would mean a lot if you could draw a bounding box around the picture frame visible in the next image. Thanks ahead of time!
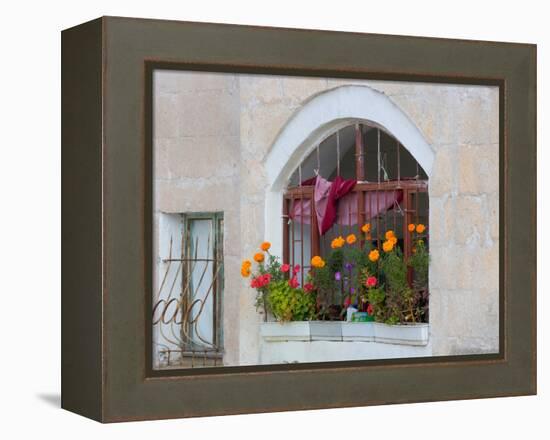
[61,16,536,422]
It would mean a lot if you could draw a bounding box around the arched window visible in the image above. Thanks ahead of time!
[283,122,428,292]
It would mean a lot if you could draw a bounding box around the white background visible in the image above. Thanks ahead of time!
[0,0,546,437]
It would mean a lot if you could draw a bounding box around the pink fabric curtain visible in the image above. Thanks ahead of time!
[337,190,403,226]
[290,181,403,231]
[289,175,356,235]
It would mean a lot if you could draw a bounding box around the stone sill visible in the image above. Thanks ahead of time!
[260,321,429,346]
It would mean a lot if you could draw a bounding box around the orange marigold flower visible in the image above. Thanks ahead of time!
[385,230,395,240]
[368,249,380,262]
[311,255,326,268]
[260,241,271,251]
[346,234,357,245]
[361,223,371,233]
[253,252,265,263]
[389,236,398,245]
[241,267,251,277]
[416,224,426,234]
[242,259,252,268]
[331,236,345,249]
[382,240,394,252]
[408,223,416,232]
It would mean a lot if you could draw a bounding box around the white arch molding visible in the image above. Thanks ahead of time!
[264,85,435,258]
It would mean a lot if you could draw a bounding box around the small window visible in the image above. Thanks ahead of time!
[153,212,224,369]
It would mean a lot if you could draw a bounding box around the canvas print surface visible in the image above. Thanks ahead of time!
[151,70,499,370]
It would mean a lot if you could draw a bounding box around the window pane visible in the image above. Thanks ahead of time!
[188,218,215,347]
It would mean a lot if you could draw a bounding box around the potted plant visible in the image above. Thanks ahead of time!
[241,242,317,341]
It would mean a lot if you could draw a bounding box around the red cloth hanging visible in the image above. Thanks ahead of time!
[290,178,404,233]
[289,176,356,235]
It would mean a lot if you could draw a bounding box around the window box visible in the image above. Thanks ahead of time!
[260,321,311,342]
[310,321,343,341]
[261,321,429,346]
[373,322,429,346]
[341,322,375,342]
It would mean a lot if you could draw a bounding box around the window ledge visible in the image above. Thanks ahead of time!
[260,321,429,346]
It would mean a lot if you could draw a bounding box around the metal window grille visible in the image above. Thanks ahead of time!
[283,124,429,296]
[153,212,224,369]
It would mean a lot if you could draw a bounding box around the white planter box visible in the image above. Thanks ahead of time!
[310,321,342,341]
[260,321,429,346]
[260,322,311,342]
[341,322,375,342]
[373,322,429,346]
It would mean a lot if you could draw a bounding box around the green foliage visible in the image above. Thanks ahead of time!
[408,239,429,289]
[267,280,317,322]
[328,249,344,273]
[380,247,408,294]
[258,254,285,283]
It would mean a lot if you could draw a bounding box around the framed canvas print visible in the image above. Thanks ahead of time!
[61,16,536,422]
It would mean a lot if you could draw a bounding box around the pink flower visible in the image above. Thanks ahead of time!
[293,264,301,275]
[281,263,290,273]
[367,304,374,316]
[304,283,314,293]
[366,276,377,288]
[288,276,299,289]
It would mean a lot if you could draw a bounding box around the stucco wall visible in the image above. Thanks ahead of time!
[153,70,499,365]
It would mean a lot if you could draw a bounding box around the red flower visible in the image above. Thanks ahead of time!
[344,296,351,308]
[251,273,272,289]
[304,283,314,293]
[281,263,290,273]
[367,304,374,316]
[293,264,301,275]
[366,276,377,288]
[288,276,299,289]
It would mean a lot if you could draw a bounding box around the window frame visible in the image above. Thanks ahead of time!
[180,212,225,361]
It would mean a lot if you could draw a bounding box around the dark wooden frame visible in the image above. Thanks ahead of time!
[61,16,536,422]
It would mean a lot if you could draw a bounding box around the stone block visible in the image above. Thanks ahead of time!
[153,93,179,139]
[177,90,239,137]
[430,147,456,197]
[471,244,499,291]
[457,143,499,195]
[155,177,239,213]
[241,102,295,157]
[429,245,474,290]
[239,74,284,105]
[281,77,329,105]
[455,196,485,246]
[429,196,455,247]
[154,136,239,180]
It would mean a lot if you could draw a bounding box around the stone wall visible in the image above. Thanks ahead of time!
[153,70,499,365]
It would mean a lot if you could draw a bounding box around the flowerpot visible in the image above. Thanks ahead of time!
[373,322,429,346]
[260,322,311,342]
[341,322,375,341]
[345,306,358,322]
[310,321,342,341]
[351,312,375,322]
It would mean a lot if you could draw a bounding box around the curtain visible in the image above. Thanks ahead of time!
[290,177,403,232]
